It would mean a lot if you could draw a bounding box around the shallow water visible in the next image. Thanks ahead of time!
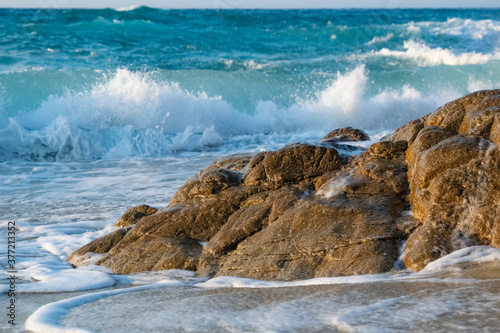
[21,259,500,333]
[64,281,499,333]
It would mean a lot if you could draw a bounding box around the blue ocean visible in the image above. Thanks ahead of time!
[1,7,500,160]
[1,7,500,332]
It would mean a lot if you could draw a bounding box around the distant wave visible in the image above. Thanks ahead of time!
[425,17,500,40]
[366,33,394,45]
[115,5,143,11]
[366,40,500,66]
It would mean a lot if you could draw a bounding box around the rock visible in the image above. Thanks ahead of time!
[213,194,406,280]
[404,126,455,168]
[203,154,253,173]
[115,205,158,227]
[97,235,202,274]
[352,151,409,197]
[67,229,128,266]
[368,140,408,158]
[84,185,257,274]
[322,127,370,142]
[390,119,425,144]
[424,90,500,133]
[170,168,244,204]
[69,136,411,279]
[244,143,344,188]
[399,90,500,271]
[169,155,251,205]
[69,90,500,279]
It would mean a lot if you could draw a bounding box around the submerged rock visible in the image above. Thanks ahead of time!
[68,90,500,279]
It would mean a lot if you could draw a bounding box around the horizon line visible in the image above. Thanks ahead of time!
[1,6,499,10]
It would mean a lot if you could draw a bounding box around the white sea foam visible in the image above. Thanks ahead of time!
[421,246,500,272]
[0,243,116,293]
[431,18,500,40]
[0,67,455,161]
[406,21,422,34]
[34,222,117,259]
[196,274,399,289]
[467,77,500,93]
[371,40,500,66]
[112,269,199,285]
[25,282,183,333]
[24,246,500,333]
[366,33,394,45]
[243,60,265,70]
[402,18,500,42]
[0,219,118,293]
[316,174,352,198]
[115,5,141,11]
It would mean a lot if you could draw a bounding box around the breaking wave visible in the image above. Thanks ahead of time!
[0,67,462,161]
[368,40,500,66]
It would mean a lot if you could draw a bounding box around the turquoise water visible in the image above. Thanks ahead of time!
[1,8,500,333]
[0,7,499,160]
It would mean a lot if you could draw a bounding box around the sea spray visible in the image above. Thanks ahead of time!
[0,67,458,161]
[1,8,499,161]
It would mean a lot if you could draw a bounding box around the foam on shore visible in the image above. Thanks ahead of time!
[24,246,500,333]
[25,282,185,333]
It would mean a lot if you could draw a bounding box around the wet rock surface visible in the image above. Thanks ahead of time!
[69,90,500,279]
[322,127,370,142]
[115,205,158,227]
[398,90,500,270]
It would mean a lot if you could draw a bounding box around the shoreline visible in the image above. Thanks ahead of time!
[22,255,500,332]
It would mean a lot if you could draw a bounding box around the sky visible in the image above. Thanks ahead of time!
[1,0,499,9]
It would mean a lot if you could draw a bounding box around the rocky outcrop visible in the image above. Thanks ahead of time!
[69,130,412,279]
[68,90,500,279]
[393,90,500,270]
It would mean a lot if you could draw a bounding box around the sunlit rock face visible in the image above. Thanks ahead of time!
[69,90,500,279]
[392,90,500,270]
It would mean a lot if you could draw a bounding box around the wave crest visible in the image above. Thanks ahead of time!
[0,68,457,161]
[370,40,500,66]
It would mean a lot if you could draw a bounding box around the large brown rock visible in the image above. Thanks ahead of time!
[68,89,500,279]
[69,139,411,279]
[368,140,408,159]
[213,195,405,280]
[97,235,202,273]
[398,90,500,270]
[170,154,251,204]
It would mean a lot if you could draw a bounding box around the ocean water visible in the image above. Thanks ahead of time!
[1,7,500,332]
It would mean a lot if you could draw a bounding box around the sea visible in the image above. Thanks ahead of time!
[1,7,500,332]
